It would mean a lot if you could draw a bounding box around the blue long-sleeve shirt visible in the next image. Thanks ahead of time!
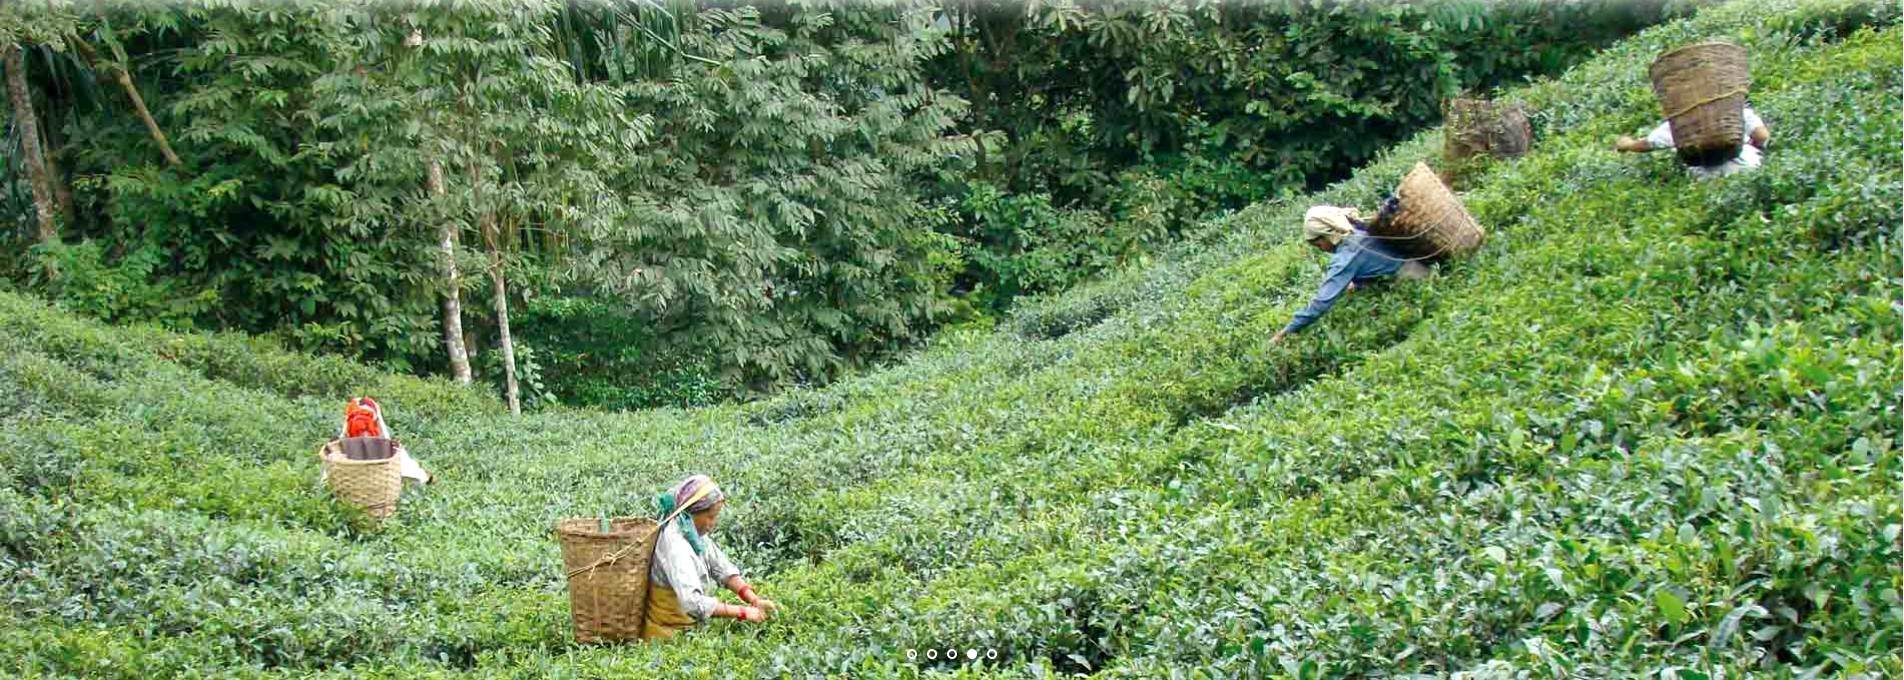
[1281,232,1406,335]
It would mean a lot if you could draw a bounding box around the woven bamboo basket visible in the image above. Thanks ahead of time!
[1648,42,1750,167]
[557,517,660,643]
[319,437,403,519]
[1442,98,1532,162]
[1369,162,1486,261]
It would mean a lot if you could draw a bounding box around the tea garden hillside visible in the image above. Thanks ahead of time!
[1,0,1900,677]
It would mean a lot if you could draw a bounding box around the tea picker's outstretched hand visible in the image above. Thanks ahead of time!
[715,603,767,622]
[728,577,782,619]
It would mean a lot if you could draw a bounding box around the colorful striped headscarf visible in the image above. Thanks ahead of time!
[656,474,724,556]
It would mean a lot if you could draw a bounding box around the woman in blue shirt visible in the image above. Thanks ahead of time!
[1268,204,1428,345]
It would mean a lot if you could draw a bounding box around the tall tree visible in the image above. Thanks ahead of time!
[476,167,517,415]
[145,2,449,365]
[404,24,472,385]
[581,2,966,387]
[2,41,56,243]
[381,0,639,406]
[429,159,472,384]
[300,0,641,391]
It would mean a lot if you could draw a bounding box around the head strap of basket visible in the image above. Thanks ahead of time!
[658,475,722,556]
[1648,42,1750,167]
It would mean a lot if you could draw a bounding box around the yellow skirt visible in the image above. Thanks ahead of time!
[641,580,698,640]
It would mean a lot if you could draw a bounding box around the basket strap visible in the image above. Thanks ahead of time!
[1355,223,1473,263]
[565,484,717,580]
[317,440,344,471]
[1360,221,1461,263]
[1363,238,1455,263]
[1662,87,1748,123]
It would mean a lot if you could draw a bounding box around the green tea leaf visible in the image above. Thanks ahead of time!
[1656,588,1688,626]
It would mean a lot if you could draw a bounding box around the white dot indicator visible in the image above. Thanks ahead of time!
[926,648,938,660]
[906,649,916,660]
[986,648,999,659]
[966,648,977,660]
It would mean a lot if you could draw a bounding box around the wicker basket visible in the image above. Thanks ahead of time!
[1649,42,1750,167]
[319,437,403,519]
[1369,162,1486,261]
[1443,97,1532,162]
[557,517,661,643]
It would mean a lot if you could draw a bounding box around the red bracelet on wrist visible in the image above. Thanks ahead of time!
[737,585,759,606]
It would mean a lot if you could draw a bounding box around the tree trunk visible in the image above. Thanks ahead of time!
[488,234,520,416]
[430,162,473,384]
[113,67,181,167]
[490,249,519,415]
[72,37,181,168]
[473,163,519,415]
[42,142,73,227]
[4,43,58,244]
[40,83,74,225]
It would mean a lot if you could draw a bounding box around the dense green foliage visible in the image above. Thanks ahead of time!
[0,0,1683,408]
[2,0,1900,677]
[1,0,964,397]
[934,0,1690,199]
[511,295,728,409]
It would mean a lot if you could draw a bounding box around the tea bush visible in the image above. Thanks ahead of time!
[1,1,1897,678]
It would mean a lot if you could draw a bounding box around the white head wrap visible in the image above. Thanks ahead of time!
[1302,205,1362,245]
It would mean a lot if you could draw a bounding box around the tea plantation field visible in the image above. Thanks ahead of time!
[2,1,1899,677]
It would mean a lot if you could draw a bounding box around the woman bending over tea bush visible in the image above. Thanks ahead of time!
[1268,204,1429,345]
[1616,103,1772,179]
[643,474,781,639]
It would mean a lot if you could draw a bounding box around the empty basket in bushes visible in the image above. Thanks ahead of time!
[1368,162,1486,262]
[557,516,659,643]
[318,436,403,519]
[1648,42,1750,168]
[1442,97,1532,162]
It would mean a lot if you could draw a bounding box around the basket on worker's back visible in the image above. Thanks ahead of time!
[1442,97,1532,163]
[318,437,403,519]
[1648,42,1750,168]
[557,517,660,643]
[1368,162,1486,262]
